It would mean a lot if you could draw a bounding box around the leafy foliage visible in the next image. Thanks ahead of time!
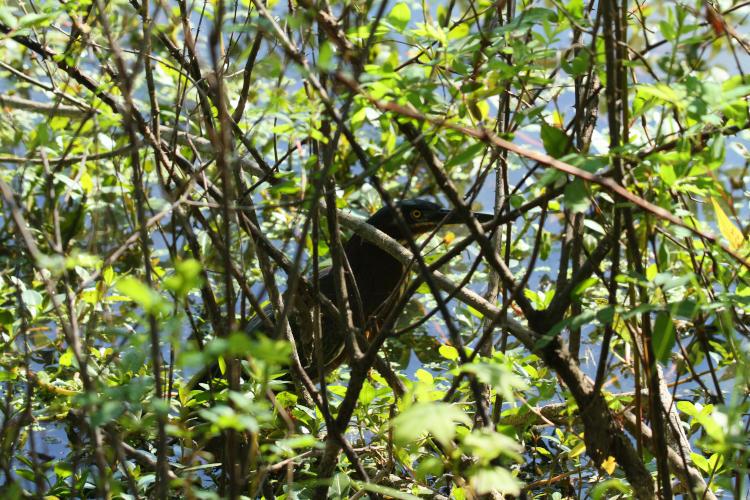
[0,0,749,498]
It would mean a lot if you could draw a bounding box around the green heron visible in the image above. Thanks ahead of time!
[203,199,493,385]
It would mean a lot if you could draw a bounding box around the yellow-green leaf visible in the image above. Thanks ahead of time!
[80,172,93,194]
[389,3,410,32]
[601,456,616,475]
[415,368,433,385]
[439,345,459,361]
[711,198,744,250]
[568,441,586,458]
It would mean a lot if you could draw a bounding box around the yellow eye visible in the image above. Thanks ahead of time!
[411,209,422,219]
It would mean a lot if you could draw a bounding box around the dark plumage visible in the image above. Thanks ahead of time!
[199,199,492,386]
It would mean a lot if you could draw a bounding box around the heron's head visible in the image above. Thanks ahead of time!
[366,198,493,239]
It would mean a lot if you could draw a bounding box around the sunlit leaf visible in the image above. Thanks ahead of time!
[359,380,376,405]
[469,466,522,495]
[415,368,433,385]
[391,402,471,447]
[568,441,586,458]
[116,276,166,314]
[461,428,522,463]
[601,456,616,475]
[439,345,459,361]
[591,478,630,499]
[0,7,18,28]
[711,197,744,250]
[460,362,527,400]
[389,3,410,32]
[354,482,422,500]
[102,266,115,286]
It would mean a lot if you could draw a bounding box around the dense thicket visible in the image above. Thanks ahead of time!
[1,0,749,498]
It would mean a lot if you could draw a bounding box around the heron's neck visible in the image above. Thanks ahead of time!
[342,234,405,317]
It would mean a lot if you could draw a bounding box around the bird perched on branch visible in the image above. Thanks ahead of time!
[198,199,493,387]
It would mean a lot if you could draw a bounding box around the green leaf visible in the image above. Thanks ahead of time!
[32,122,51,147]
[652,312,675,364]
[448,22,469,40]
[269,178,301,195]
[318,40,335,71]
[571,277,597,299]
[660,163,676,186]
[677,401,725,443]
[540,122,570,158]
[415,22,447,45]
[436,4,447,25]
[537,167,566,188]
[690,452,710,474]
[469,466,522,495]
[91,400,124,427]
[60,349,74,367]
[391,402,471,447]
[278,435,321,451]
[0,8,18,29]
[102,266,115,286]
[711,197,744,250]
[596,306,615,324]
[707,134,725,166]
[461,428,522,463]
[359,380,376,405]
[676,400,698,416]
[330,472,350,498]
[591,478,631,499]
[415,368,434,385]
[20,289,43,308]
[466,305,484,319]
[234,333,291,363]
[116,276,165,314]
[54,461,74,478]
[121,348,146,373]
[564,178,590,213]
[164,259,204,297]
[569,50,590,77]
[389,3,410,32]
[199,405,259,432]
[460,362,527,400]
[14,469,35,481]
[708,452,724,471]
[353,482,423,500]
[659,20,675,41]
[669,299,698,319]
[439,345,459,361]
[445,142,486,169]
[18,12,56,30]
[638,83,681,107]
[567,0,583,19]
[415,456,444,481]
[468,100,490,121]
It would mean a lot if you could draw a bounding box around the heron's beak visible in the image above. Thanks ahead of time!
[439,208,494,225]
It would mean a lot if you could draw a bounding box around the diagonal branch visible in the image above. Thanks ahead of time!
[333,73,750,272]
